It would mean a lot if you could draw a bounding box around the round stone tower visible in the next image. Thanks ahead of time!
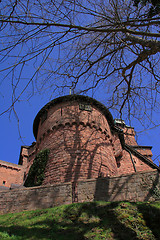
[33,95,119,185]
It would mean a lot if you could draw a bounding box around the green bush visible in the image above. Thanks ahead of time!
[24,149,50,187]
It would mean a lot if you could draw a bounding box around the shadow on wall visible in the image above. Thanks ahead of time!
[93,174,134,202]
[0,171,160,215]
[63,123,113,182]
[144,171,160,201]
[42,105,118,192]
[93,176,130,202]
[0,183,72,215]
[93,170,160,202]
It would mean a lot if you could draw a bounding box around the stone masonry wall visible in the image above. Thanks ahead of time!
[0,96,155,189]
[34,101,119,184]
[0,160,24,188]
[0,182,72,214]
[0,170,160,215]
[78,170,160,203]
[26,100,155,186]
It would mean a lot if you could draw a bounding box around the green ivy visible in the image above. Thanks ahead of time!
[24,149,50,187]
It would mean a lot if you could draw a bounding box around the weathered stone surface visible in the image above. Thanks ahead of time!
[1,170,160,214]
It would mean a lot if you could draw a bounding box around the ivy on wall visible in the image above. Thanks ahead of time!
[24,149,50,187]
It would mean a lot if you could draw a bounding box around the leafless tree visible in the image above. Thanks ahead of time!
[0,0,160,130]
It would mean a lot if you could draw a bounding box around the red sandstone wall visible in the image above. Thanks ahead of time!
[123,127,138,145]
[133,147,153,160]
[0,161,24,188]
[36,102,112,141]
[25,100,156,186]
[42,124,117,185]
[0,145,36,188]
[0,182,72,214]
[111,131,154,176]
[0,97,156,190]
[78,170,160,203]
[35,102,118,184]
[25,144,36,180]
[116,150,154,176]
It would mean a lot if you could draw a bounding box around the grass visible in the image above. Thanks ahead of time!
[0,201,160,239]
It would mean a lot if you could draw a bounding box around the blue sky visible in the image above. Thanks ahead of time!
[0,22,159,166]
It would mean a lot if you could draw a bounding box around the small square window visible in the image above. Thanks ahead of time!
[79,103,92,112]
[3,181,6,185]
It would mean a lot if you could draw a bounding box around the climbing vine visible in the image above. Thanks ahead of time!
[24,149,50,187]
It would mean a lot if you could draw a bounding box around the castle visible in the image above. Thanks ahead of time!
[0,95,160,214]
[0,95,159,188]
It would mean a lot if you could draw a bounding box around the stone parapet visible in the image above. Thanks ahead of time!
[0,170,159,215]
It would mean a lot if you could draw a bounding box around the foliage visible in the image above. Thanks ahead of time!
[24,149,50,187]
[0,201,160,240]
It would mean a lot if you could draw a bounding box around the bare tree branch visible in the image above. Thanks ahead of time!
[0,0,160,134]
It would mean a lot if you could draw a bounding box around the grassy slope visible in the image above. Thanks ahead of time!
[0,201,160,240]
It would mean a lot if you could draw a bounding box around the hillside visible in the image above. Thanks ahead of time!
[0,201,160,240]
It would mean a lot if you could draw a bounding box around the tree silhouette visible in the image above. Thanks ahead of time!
[133,0,160,17]
[0,0,160,131]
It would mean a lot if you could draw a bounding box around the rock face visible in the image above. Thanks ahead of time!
[0,95,157,188]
